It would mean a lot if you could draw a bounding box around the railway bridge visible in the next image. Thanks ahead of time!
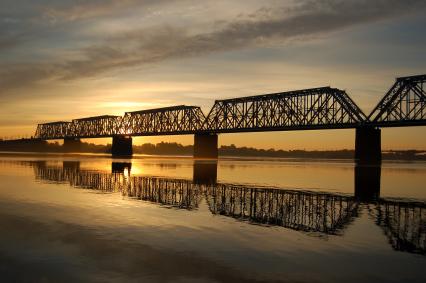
[6,74,426,163]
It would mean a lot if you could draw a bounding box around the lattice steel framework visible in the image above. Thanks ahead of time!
[368,75,426,126]
[69,115,122,138]
[27,74,426,140]
[34,115,122,139]
[202,87,367,133]
[35,121,72,139]
[123,105,206,136]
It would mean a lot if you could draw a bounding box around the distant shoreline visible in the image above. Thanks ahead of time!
[0,140,424,161]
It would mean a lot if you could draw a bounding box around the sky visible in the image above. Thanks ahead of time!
[0,0,425,150]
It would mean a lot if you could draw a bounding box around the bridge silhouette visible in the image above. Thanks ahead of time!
[3,74,425,163]
[11,159,421,255]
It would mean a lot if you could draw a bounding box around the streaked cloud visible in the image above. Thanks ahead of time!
[1,0,425,90]
[41,0,169,23]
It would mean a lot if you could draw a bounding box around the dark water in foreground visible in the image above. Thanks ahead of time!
[0,153,425,282]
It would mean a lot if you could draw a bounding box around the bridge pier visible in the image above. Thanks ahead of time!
[355,127,381,164]
[111,136,133,157]
[63,138,82,152]
[194,133,218,158]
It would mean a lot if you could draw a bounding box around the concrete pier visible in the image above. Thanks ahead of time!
[355,127,381,164]
[111,136,133,157]
[63,138,82,152]
[194,133,218,158]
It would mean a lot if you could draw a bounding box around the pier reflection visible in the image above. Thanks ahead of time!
[28,160,425,254]
[193,160,217,185]
[354,165,381,201]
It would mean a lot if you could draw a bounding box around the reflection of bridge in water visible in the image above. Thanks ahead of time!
[206,184,358,234]
[376,201,425,255]
[30,160,425,255]
[34,161,358,234]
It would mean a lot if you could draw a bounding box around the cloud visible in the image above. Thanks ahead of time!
[0,64,59,91]
[1,0,425,90]
[41,0,166,23]
[0,35,21,50]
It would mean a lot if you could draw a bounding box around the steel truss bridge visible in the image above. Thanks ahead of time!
[0,74,423,161]
[32,74,425,138]
[28,161,425,254]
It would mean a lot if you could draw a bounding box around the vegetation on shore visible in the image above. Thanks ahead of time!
[0,140,425,160]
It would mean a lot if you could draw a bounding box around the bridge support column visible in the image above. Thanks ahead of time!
[355,127,381,164]
[112,136,132,157]
[63,138,82,152]
[194,133,218,158]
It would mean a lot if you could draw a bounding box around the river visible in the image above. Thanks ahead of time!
[0,153,424,282]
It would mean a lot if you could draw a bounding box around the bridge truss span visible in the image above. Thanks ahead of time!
[123,105,206,136]
[70,115,123,138]
[35,121,72,139]
[202,87,367,133]
[30,74,426,144]
[368,74,426,127]
[35,115,123,139]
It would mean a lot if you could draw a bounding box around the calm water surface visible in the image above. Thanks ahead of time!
[0,153,425,282]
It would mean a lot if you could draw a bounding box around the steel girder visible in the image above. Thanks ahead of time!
[202,87,367,133]
[368,74,426,127]
[123,105,206,136]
